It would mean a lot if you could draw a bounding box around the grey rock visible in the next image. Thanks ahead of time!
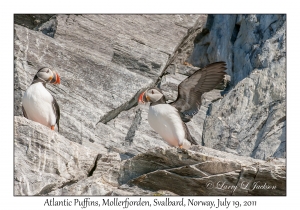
[48,152,125,196]
[123,146,285,196]
[188,15,237,77]
[200,15,286,159]
[49,150,177,196]
[34,16,57,38]
[105,105,170,156]
[14,14,54,30]
[14,116,171,196]
[188,15,286,86]
[14,116,98,195]
[14,114,285,196]
[232,15,286,86]
[165,15,208,70]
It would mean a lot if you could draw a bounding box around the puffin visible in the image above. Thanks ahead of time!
[138,61,227,149]
[22,67,61,131]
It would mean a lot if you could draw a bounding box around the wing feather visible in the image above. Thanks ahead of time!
[170,61,226,122]
[52,97,60,132]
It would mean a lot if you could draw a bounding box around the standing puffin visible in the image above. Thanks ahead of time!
[138,61,227,149]
[22,67,61,131]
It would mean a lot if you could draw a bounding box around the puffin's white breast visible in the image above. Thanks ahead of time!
[148,104,186,147]
[22,83,56,128]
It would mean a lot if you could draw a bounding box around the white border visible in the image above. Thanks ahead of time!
[2,0,296,209]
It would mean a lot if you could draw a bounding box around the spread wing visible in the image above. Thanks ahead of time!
[52,97,60,132]
[22,105,28,119]
[170,61,227,122]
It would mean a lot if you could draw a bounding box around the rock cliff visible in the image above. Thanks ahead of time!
[189,15,286,159]
[14,14,286,196]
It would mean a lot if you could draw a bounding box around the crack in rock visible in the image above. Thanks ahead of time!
[34,183,57,196]
[97,16,204,125]
[88,154,102,177]
[97,88,146,125]
[125,108,142,145]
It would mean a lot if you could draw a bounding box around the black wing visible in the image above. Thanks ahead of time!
[52,97,60,132]
[182,122,198,145]
[170,61,226,122]
[22,105,28,119]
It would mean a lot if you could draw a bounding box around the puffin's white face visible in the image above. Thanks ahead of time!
[36,67,60,84]
[138,88,163,104]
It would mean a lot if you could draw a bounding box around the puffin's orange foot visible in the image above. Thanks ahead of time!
[177,145,184,153]
[184,61,193,67]
[51,125,55,130]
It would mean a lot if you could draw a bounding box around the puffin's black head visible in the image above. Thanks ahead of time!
[33,67,61,85]
[138,88,165,104]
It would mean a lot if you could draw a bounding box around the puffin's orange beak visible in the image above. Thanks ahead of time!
[53,72,61,84]
[138,91,146,104]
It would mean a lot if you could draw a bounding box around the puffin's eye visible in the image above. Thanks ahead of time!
[151,90,154,94]
[46,69,49,73]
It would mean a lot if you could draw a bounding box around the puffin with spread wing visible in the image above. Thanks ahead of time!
[138,61,227,149]
[22,67,61,131]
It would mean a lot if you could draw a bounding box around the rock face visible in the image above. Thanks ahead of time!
[14,116,175,196]
[14,14,286,196]
[14,14,54,30]
[188,15,286,159]
[122,146,286,196]
[14,116,98,195]
[14,116,286,196]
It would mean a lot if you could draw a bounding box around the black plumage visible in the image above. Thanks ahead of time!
[170,61,227,122]
[52,97,60,132]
